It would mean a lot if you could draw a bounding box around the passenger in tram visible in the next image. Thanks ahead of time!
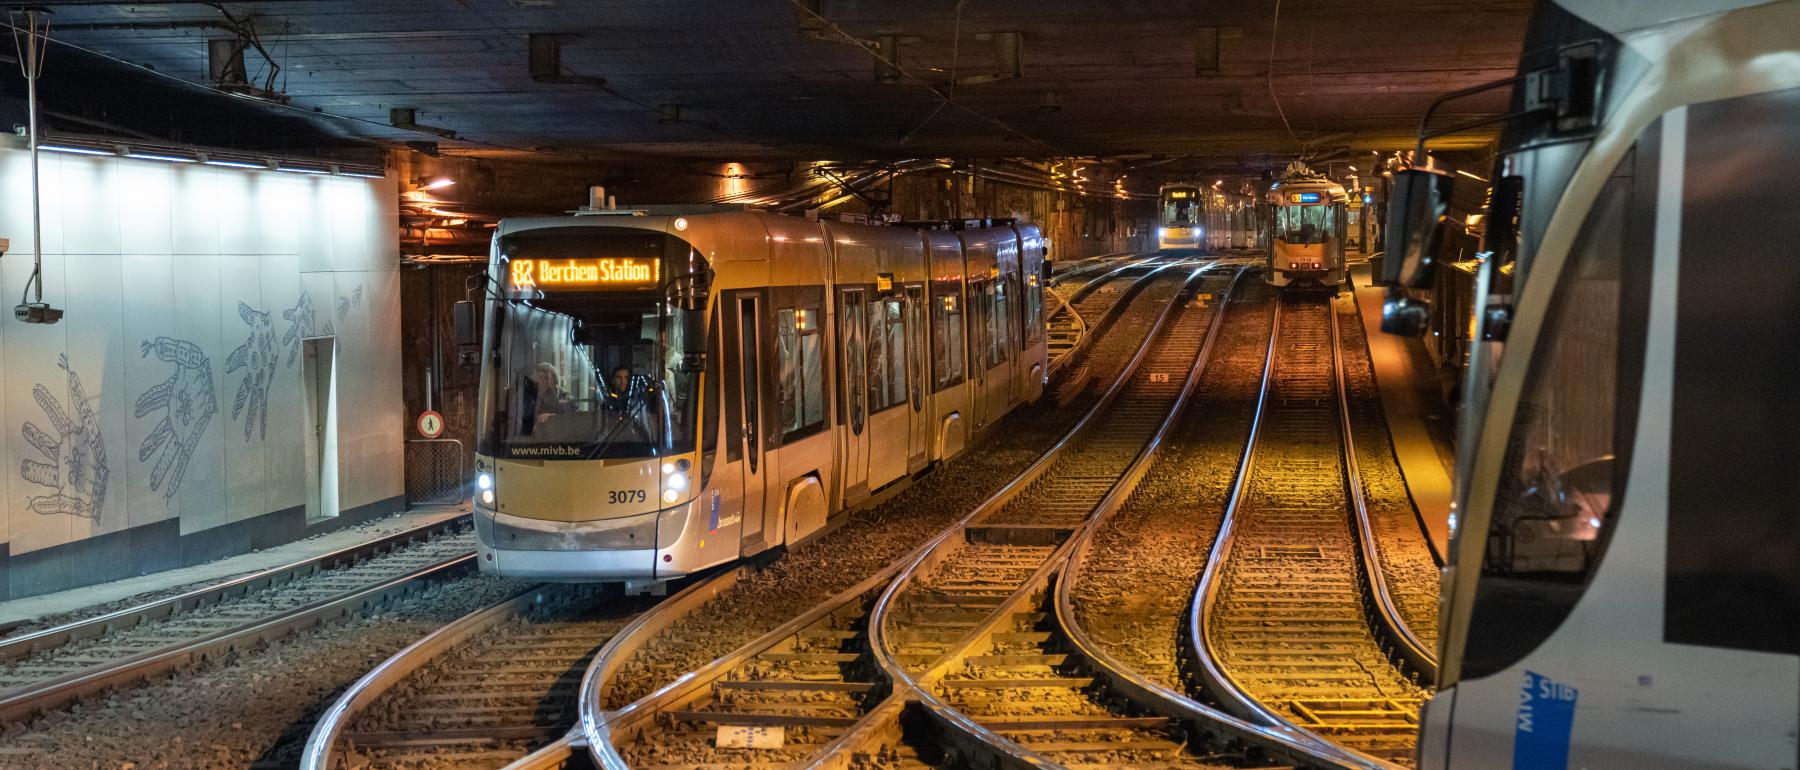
[523,362,570,432]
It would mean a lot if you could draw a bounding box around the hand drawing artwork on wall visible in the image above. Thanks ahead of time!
[225,302,278,442]
[20,355,110,519]
[281,291,317,368]
[336,284,363,323]
[135,337,217,500]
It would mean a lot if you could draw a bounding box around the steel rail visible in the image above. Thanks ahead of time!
[300,582,551,770]
[840,265,1225,768]
[1045,255,1168,397]
[1188,297,1416,770]
[1330,305,1440,684]
[1050,250,1137,283]
[578,262,1195,770]
[0,554,476,726]
[0,511,469,662]
[0,513,473,726]
[300,566,745,770]
[1054,286,1392,769]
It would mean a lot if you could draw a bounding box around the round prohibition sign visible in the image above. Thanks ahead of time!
[417,410,446,439]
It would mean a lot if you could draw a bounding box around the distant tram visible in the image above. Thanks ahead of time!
[1265,163,1349,291]
[473,209,1047,583]
[1157,182,1203,250]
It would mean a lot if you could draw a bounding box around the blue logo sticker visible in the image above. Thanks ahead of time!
[1514,671,1579,770]
[708,491,721,533]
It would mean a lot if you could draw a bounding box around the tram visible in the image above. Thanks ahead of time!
[1156,182,1203,250]
[473,210,1047,582]
[1205,184,1261,251]
[1380,0,1800,767]
[1265,163,1349,291]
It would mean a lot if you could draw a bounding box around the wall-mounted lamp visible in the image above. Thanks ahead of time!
[413,177,456,191]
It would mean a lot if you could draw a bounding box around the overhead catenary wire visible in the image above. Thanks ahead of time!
[1266,0,1305,152]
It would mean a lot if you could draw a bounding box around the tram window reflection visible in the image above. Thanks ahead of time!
[1463,148,1649,678]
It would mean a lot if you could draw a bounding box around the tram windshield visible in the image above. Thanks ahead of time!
[1276,204,1335,245]
[1162,189,1198,224]
[478,228,710,461]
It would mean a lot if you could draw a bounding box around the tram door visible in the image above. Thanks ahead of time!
[729,293,770,551]
[905,285,929,473]
[839,288,871,499]
[967,279,990,430]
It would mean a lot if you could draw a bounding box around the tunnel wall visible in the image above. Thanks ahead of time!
[0,140,405,601]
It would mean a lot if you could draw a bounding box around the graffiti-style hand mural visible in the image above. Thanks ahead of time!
[135,337,217,499]
[336,285,363,323]
[20,355,109,519]
[225,302,277,442]
[280,291,317,369]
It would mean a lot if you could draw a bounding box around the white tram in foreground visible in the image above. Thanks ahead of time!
[1265,163,1349,291]
[473,210,1047,581]
[1381,0,1800,767]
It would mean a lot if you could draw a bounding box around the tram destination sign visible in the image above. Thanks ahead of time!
[508,257,661,290]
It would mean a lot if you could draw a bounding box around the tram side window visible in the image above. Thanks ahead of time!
[870,297,908,411]
[933,284,965,391]
[1023,270,1043,345]
[907,286,926,411]
[1462,147,1650,679]
[867,295,889,412]
[842,290,867,433]
[702,308,720,485]
[989,279,1011,367]
[967,280,990,371]
[776,306,825,441]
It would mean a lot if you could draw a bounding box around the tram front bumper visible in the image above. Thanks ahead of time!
[473,503,688,580]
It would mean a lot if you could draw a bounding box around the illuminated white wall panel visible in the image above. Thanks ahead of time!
[0,140,403,569]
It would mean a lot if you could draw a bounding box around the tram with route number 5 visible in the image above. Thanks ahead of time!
[471,208,1048,583]
[1265,161,1349,292]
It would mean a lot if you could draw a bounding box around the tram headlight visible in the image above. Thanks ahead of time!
[477,473,493,491]
[1157,227,1168,237]
[481,489,495,505]
[660,459,691,504]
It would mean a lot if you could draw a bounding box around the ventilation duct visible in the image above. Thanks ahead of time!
[958,31,1022,85]
[528,33,607,86]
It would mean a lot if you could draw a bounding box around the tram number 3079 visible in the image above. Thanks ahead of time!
[608,490,648,504]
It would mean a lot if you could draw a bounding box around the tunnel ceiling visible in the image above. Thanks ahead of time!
[36,0,1531,166]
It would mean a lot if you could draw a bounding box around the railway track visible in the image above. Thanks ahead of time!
[800,265,1246,770]
[1065,279,1275,695]
[0,513,474,725]
[1047,255,1156,374]
[1332,299,1442,652]
[577,261,1209,770]
[301,575,737,770]
[1192,295,1433,766]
